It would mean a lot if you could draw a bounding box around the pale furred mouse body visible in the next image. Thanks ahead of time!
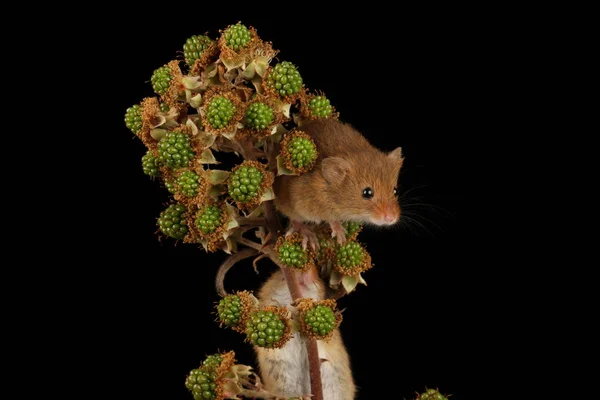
[273,118,404,245]
[255,268,356,400]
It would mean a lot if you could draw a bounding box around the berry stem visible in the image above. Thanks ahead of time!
[236,217,267,226]
[216,247,258,297]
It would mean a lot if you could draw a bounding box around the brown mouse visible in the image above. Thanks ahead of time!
[274,118,404,248]
[254,266,356,400]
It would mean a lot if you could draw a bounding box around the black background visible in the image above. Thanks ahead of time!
[96,8,514,400]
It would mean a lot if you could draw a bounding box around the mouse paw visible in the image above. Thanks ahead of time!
[287,220,319,251]
[329,221,347,245]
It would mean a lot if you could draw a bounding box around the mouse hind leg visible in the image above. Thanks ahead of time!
[285,220,320,251]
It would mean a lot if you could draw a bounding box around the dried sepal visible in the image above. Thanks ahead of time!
[214,351,237,400]
[161,60,185,106]
[274,233,316,272]
[279,130,318,175]
[189,41,220,76]
[295,298,342,341]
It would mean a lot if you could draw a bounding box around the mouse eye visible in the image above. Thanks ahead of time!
[362,187,374,199]
[393,187,398,196]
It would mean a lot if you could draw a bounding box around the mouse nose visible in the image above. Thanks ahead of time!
[384,214,396,223]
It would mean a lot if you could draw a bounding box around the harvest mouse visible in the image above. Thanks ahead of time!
[273,118,404,248]
[255,266,356,400]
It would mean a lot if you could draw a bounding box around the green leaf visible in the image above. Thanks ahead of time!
[209,184,226,200]
[357,272,367,286]
[189,93,202,109]
[182,76,202,90]
[209,170,230,184]
[241,60,257,80]
[221,54,245,71]
[277,155,296,176]
[342,275,358,293]
[254,56,270,77]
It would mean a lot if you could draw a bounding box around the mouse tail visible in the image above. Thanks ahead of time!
[215,247,258,297]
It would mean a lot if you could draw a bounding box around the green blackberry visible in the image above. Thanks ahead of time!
[195,205,223,235]
[158,204,189,240]
[164,178,176,194]
[227,165,264,203]
[217,294,242,327]
[185,368,217,400]
[244,102,274,130]
[245,308,288,348]
[308,95,333,117]
[159,102,170,112]
[157,131,195,169]
[183,35,214,66]
[151,65,172,95]
[416,389,448,400]
[176,170,200,198]
[206,96,236,129]
[267,61,303,97]
[343,221,362,237]
[335,241,372,276]
[141,151,160,177]
[304,305,337,337]
[285,135,317,169]
[277,241,308,269]
[201,354,223,372]
[124,104,143,135]
[223,23,251,51]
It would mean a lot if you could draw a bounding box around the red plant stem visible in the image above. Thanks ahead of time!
[262,201,324,400]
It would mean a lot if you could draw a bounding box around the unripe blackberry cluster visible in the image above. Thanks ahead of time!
[244,102,274,130]
[176,170,200,198]
[217,294,242,327]
[206,96,236,129]
[245,307,290,348]
[158,204,188,240]
[416,389,448,400]
[141,151,160,177]
[184,35,214,66]
[151,65,172,95]
[157,131,195,169]
[227,162,270,207]
[195,205,223,235]
[125,104,143,135]
[185,368,218,400]
[267,61,303,97]
[223,23,251,51]
[343,221,363,239]
[307,95,333,117]
[274,233,314,271]
[280,131,318,174]
[334,240,372,276]
[304,305,336,337]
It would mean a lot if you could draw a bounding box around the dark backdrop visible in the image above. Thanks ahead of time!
[100,9,506,400]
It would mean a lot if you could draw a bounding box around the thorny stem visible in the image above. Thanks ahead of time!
[262,200,324,400]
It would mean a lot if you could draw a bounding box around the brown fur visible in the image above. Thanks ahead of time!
[274,118,404,225]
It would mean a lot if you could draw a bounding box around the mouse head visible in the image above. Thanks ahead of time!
[322,147,404,226]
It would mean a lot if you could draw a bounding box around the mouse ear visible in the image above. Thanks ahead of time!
[322,157,351,184]
[388,147,404,166]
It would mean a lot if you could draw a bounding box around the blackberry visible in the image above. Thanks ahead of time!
[245,308,289,348]
[267,61,303,97]
[185,368,217,400]
[158,204,188,240]
[157,131,195,169]
[176,170,200,198]
[183,35,214,67]
[196,205,223,235]
[227,164,264,203]
[304,305,337,337]
[277,241,308,269]
[141,151,160,177]
[125,104,143,135]
[206,96,236,130]
[307,95,333,117]
[151,65,172,96]
[223,23,251,51]
[285,135,317,170]
[244,102,274,130]
[416,389,449,400]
